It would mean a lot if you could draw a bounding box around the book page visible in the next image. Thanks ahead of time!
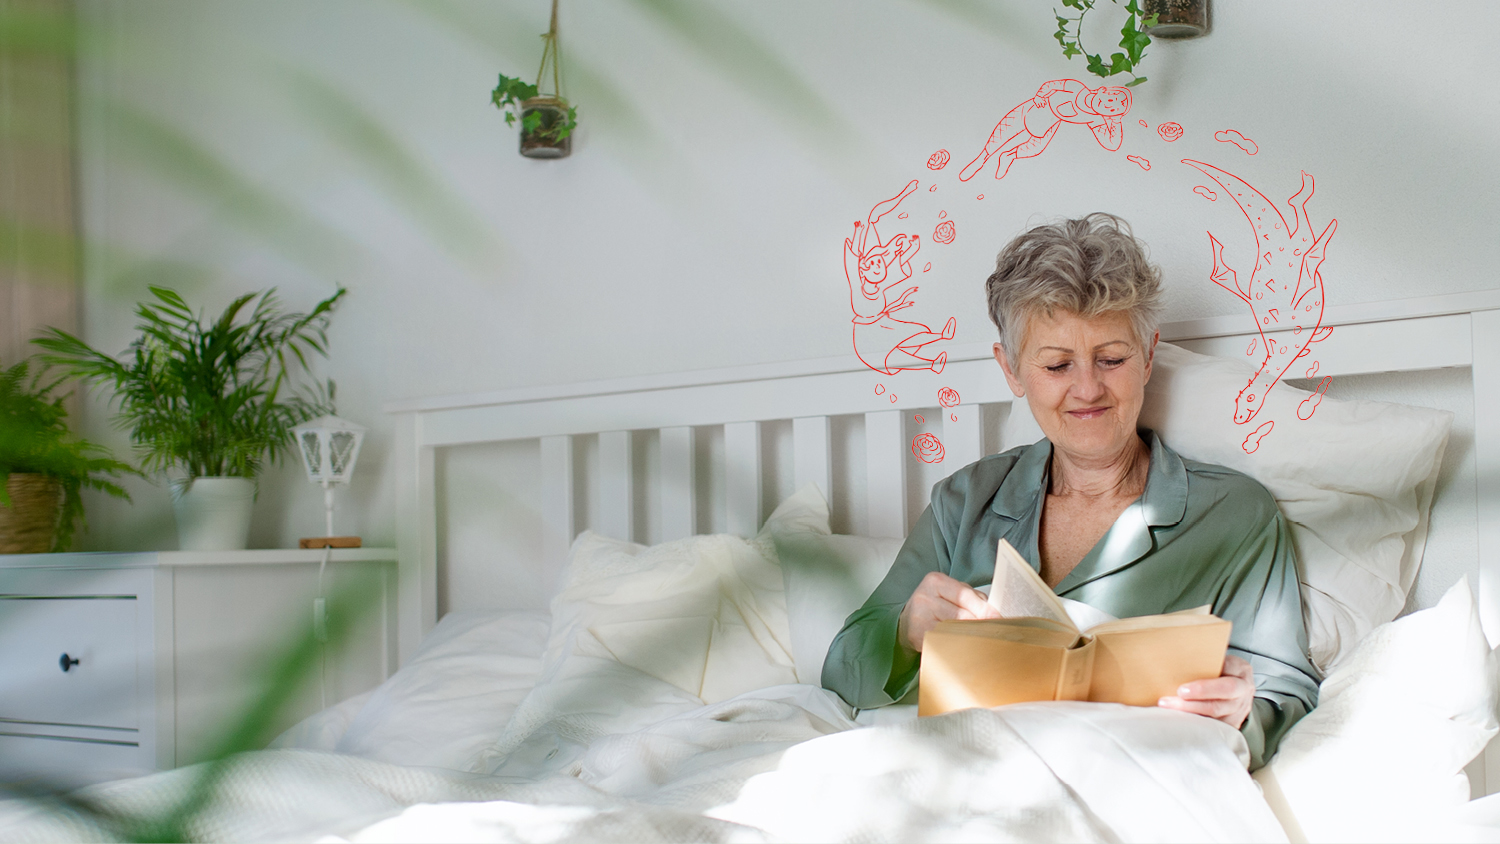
[987,540,1074,631]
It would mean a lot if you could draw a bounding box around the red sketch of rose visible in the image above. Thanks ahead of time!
[933,221,956,244]
[927,149,950,170]
[937,387,960,408]
[1157,122,1183,142]
[912,433,945,464]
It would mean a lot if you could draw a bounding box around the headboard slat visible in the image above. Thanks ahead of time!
[866,410,907,538]
[725,422,763,537]
[599,431,634,541]
[944,404,983,470]
[793,415,833,504]
[660,426,696,541]
[540,434,575,570]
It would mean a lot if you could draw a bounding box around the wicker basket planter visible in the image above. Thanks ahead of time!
[0,474,65,554]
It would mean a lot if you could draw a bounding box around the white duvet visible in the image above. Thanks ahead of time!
[0,669,1285,844]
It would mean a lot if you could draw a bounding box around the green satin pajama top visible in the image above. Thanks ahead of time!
[821,430,1320,770]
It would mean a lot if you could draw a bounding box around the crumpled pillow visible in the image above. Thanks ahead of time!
[1254,577,1499,842]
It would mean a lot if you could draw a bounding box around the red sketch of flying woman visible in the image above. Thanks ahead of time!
[959,79,1131,182]
[845,180,955,375]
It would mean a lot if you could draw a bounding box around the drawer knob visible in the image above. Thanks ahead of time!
[59,653,80,672]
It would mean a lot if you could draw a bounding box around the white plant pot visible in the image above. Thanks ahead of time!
[170,477,255,551]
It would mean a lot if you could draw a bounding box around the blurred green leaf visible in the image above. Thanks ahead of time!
[96,100,361,280]
[280,66,499,269]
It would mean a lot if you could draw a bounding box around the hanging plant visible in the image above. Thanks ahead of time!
[1053,0,1159,87]
[490,0,576,159]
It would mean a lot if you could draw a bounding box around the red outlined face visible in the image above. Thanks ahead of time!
[858,250,888,286]
[1092,87,1131,116]
[998,310,1152,462]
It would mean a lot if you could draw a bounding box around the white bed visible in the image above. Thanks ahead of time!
[5,291,1500,843]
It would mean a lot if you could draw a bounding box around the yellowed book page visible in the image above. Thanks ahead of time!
[1086,619,1232,706]
[1088,610,1219,635]
[933,617,1080,648]
[987,540,1074,630]
[919,624,1067,716]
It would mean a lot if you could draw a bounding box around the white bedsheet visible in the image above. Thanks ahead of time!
[0,674,1287,843]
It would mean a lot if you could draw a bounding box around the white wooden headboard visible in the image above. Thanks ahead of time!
[387,289,1500,672]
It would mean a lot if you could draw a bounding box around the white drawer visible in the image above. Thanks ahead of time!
[0,596,140,729]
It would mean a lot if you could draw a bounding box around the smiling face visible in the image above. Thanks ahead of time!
[996,309,1155,464]
[1091,87,1131,116]
[858,249,889,289]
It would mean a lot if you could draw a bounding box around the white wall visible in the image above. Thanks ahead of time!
[68,1,1500,583]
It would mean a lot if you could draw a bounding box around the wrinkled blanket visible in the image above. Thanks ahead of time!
[0,674,1287,843]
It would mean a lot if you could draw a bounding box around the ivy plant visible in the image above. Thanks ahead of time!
[491,73,577,143]
[1054,0,1159,87]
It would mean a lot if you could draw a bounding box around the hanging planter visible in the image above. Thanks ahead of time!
[491,0,577,159]
[1142,0,1209,39]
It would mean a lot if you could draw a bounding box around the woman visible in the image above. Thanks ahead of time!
[821,214,1320,770]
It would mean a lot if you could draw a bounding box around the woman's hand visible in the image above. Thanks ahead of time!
[1157,654,1255,728]
[897,571,1000,653]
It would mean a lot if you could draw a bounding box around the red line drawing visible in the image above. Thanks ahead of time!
[898,212,909,219]
[1139,119,1148,128]
[977,194,985,200]
[1245,339,1257,357]
[1214,129,1259,155]
[1184,159,1337,426]
[937,387,960,408]
[1157,122,1183,142]
[923,263,931,272]
[1298,376,1332,420]
[950,413,957,422]
[959,79,1130,182]
[915,414,925,424]
[927,150,950,170]
[1242,420,1275,454]
[913,433,945,463]
[1126,155,1151,171]
[1305,361,1319,378]
[845,181,956,376]
[890,394,898,403]
[875,384,885,395]
[934,221,956,244]
[1193,185,1218,201]
[929,185,937,192]
[939,210,948,219]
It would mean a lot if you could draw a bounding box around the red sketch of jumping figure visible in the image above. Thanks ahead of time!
[959,80,1131,182]
[844,180,955,375]
[1183,159,1337,425]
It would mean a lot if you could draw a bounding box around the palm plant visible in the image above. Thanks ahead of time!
[0,357,136,551]
[34,286,346,481]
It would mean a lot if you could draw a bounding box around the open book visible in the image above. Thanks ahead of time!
[917,540,1231,716]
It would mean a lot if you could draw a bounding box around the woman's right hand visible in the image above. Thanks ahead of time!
[898,571,1001,653]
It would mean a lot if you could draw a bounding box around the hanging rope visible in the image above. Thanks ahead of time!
[534,0,562,97]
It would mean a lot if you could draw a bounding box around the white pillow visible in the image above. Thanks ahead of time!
[1003,342,1451,671]
[327,610,550,769]
[763,484,903,684]
[541,529,796,705]
[1254,577,1499,842]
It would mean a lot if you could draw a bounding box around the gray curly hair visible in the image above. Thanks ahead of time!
[986,213,1163,365]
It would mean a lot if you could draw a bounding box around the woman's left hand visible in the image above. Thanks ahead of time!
[1156,654,1255,729]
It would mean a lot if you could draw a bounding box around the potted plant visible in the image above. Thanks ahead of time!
[35,286,345,551]
[490,0,577,159]
[0,357,135,553]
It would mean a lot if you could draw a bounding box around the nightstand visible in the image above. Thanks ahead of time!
[0,549,397,786]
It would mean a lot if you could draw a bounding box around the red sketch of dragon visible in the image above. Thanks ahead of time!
[1183,159,1337,425]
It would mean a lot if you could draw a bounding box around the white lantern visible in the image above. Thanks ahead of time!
[292,414,366,540]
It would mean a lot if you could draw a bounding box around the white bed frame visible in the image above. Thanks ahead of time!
[387,289,1500,786]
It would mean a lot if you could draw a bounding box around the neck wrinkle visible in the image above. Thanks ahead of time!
[1048,436,1150,500]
